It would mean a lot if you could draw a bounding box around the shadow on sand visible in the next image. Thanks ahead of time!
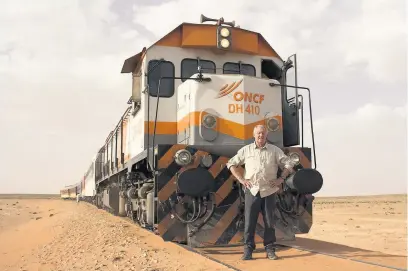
[198,237,407,270]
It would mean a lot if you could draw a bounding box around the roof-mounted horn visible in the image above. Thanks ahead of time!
[200,14,235,27]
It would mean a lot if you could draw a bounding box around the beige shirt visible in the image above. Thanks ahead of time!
[226,142,290,198]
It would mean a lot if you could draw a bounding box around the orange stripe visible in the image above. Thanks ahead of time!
[144,121,177,135]
[229,231,244,243]
[204,198,241,244]
[214,166,243,205]
[208,156,229,178]
[157,200,185,235]
[146,112,282,140]
[215,176,235,205]
[219,83,229,92]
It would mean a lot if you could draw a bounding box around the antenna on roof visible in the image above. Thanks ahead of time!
[200,14,235,27]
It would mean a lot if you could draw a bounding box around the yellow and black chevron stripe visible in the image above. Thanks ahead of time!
[154,144,314,246]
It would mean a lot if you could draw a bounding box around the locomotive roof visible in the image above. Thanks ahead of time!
[121,22,283,74]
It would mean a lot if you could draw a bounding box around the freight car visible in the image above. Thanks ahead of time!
[62,15,323,248]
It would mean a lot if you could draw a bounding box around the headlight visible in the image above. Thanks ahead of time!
[220,27,230,37]
[279,152,301,166]
[174,149,192,166]
[266,117,280,131]
[202,114,217,129]
[289,152,300,165]
[220,39,230,48]
[200,154,213,167]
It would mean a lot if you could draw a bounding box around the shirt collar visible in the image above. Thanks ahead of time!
[253,142,267,149]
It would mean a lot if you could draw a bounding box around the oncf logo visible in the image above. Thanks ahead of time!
[215,80,265,115]
[216,79,243,98]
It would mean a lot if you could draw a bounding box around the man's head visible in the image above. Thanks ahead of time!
[253,125,268,147]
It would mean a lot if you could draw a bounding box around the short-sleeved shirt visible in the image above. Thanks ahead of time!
[226,142,289,198]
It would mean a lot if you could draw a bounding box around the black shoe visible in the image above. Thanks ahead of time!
[241,247,253,260]
[266,247,278,260]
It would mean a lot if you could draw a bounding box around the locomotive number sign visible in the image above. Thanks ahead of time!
[228,91,264,115]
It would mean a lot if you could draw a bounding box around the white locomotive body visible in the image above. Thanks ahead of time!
[61,16,323,248]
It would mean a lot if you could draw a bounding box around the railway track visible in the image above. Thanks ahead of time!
[188,243,407,271]
[106,203,407,271]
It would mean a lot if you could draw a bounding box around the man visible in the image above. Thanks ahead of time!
[226,125,293,260]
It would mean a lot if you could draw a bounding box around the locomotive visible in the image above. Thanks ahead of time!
[60,15,323,248]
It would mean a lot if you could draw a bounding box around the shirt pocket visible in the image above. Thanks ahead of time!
[263,153,279,172]
[245,155,258,171]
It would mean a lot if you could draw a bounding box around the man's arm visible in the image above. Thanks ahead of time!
[229,166,244,182]
[226,148,252,188]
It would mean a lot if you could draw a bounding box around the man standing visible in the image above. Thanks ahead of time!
[226,125,293,260]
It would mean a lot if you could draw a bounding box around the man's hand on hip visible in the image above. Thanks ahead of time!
[239,179,252,189]
[270,177,284,187]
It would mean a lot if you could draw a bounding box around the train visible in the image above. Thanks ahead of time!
[60,183,81,200]
[60,15,323,248]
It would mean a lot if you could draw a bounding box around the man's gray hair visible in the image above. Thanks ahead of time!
[253,124,268,133]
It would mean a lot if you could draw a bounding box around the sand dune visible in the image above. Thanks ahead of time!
[0,194,406,271]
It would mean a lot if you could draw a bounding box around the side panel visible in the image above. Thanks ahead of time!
[95,149,104,182]
[128,110,145,161]
[177,81,191,144]
[117,124,122,168]
[107,139,111,175]
[123,118,130,163]
[113,132,117,169]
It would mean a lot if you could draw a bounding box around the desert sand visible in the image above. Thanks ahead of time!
[302,194,407,257]
[0,194,406,271]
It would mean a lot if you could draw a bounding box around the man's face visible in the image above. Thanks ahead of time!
[254,127,267,146]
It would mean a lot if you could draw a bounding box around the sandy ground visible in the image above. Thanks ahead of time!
[0,198,230,271]
[0,194,406,271]
[302,194,407,257]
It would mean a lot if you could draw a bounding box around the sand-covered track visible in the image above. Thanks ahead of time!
[192,242,407,271]
[116,203,408,271]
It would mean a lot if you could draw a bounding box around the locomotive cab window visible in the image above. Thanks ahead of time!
[147,60,175,97]
[223,62,256,76]
[181,58,216,82]
[261,59,281,80]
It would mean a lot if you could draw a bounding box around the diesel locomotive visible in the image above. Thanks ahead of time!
[60,15,323,248]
